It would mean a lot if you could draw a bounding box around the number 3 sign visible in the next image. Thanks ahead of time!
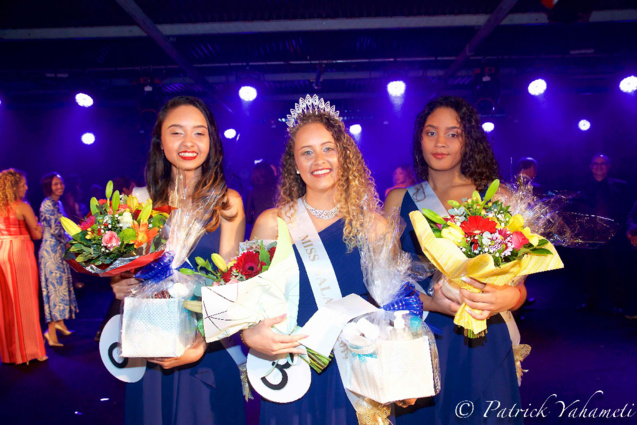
[246,348,311,403]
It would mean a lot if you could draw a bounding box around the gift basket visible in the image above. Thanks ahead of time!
[339,212,440,416]
[119,172,223,358]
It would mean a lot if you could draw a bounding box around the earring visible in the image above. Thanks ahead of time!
[296,170,300,174]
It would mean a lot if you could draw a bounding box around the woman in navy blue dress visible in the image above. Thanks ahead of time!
[385,96,526,425]
[111,96,247,425]
[246,96,412,424]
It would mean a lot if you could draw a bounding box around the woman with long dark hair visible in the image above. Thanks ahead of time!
[111,96,246,425]
[386,96,526,425]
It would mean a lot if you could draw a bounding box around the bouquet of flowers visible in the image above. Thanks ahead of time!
[195,219,300,345]
[119,173,222,358]
[338,212,440,423]
[409,179,564,338]
[60,181,168,277]
[180,240,277,337]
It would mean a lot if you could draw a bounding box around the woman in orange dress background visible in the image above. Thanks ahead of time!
[0,169,47,364]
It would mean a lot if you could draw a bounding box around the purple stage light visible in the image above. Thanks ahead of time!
[387,81,406,97]
[81,133,95,145]
[224,128,237,139]
[619,76,637,93]
[75,93,94,107]
[349,124,362,135]
[528,79,547,96]
[239,86,257,102]
[578,120,591,131]
[482,122,495,133]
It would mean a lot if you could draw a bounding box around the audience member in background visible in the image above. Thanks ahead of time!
[89,184,103,201]
[384,164,416,198]
[61,174,88,289]
[624,199,637,319]
[515,156,547,198]
[61,174,87,223]
[245,161,278,226]
[628,199,637,247]
[39,172,78,347]
[578,154,632,314]
[113,176,136,196]
[0,169,47,364]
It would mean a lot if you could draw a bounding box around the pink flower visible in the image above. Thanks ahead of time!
[102,231,121,250]
[80,215,96,231]
[511,231,530,250]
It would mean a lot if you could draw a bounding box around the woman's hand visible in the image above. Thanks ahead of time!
[459,277,523,320]
[149,332,207,369]
[241,315,307,356]
[421,280,462,317]
[395,398,418,408]
[110,272,139,300]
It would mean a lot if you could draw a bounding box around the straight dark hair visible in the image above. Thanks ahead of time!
[40,172,62,197]
[412,96,499,191]
[146,96,228,232]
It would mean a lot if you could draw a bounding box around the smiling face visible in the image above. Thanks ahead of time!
[294,122,340,195]
[161,105,211,175]
[51,176,64,199]
[17,176,28,199]
[421,107,464,173]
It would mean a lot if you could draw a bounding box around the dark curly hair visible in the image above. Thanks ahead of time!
[412,96,499,191]
[146,96,228,232]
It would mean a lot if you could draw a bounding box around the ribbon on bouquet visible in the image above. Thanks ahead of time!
[381,282,423,316]
[135,251,175,284]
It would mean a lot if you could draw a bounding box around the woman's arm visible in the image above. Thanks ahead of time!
[382,187,407,217]
[249,207,280,241]
[218,189,246,261]
[16,201,43,240]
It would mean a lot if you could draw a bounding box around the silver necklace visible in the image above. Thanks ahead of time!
[302,197,339,220]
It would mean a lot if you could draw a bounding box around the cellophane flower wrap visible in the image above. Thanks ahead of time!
[339,212,440,423]
[60,181,168,277]
[198,218,300,343]
[409,179,564,338]
[119,172,223,358]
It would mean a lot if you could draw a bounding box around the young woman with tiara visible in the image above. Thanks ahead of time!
[243,95,416,424]
[110,96,247,425]
[385,96,525,425]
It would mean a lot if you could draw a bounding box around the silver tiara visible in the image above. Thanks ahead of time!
[286,94,341,128]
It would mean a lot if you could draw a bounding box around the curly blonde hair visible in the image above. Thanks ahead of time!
[278,112,380,251]
[0,169,26,217]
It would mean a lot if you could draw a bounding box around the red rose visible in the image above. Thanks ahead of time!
[221,266,235,283]
[511,231,530,249]
[235,251,263,279]
[268,246,276,260]
[99,199,107,205]
[80,215,96,231]
[460,215,497,235]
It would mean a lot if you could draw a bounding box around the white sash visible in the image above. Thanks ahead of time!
[285,199,359,407]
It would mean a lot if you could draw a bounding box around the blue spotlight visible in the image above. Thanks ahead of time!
[224,128,237,139]
[482,122,495,133]
[239,86,257,102]
[387,81,406,97]
[81,132,95,145]
[578,120,591,131]
[349,124,362,135]
[619,76,637,93]
[75,93,94,107]
[528,79,547,96]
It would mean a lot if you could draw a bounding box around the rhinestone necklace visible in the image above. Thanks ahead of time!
[302,196,339,220]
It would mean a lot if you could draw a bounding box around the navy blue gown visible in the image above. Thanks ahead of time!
[260,219,367,425]
[395,193,523,425]
[125,229,247,425]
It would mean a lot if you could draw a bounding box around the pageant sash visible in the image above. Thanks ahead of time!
[407,182,448,319]
[285,199,360,408]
